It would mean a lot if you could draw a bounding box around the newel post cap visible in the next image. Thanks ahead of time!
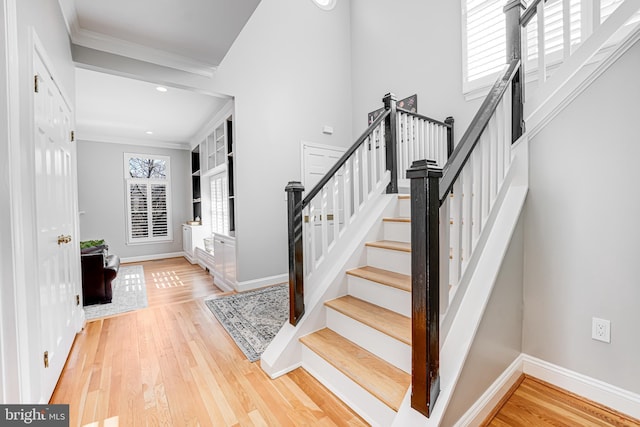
[285,181,305,193]
[504,0,526,13]
[406,159,443,180]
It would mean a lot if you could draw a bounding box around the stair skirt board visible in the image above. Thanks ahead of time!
[301,345,398,427]
[366,246,410,276]
[347,275,411,318]
[326,308,411,373]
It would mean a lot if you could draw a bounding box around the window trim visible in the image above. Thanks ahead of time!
[461,0,638,100]
[123,153,173,245]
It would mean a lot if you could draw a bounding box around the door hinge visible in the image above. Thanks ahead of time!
[34,74,39,93]
[43,351,49,368]
[71,130,75,142]
[76,294,80,306]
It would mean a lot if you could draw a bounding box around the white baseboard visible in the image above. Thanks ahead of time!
[522,354,640,420]
[454,354,524,427]
[120,252,185,264]
[235,273,288,292]
[456,354,640,425]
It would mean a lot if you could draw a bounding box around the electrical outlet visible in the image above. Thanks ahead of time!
[592,317,611,343]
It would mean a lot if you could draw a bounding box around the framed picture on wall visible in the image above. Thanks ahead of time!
[367,94,418,125]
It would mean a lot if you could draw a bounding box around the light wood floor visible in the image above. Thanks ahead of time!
[485,375,640,426]
[50,257,367,427]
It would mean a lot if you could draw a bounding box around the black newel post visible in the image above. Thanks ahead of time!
[407,159,442,418]
[383,93,399,194]
[445,116,455,157]
[504,0,526,142]
[285,181,305,326]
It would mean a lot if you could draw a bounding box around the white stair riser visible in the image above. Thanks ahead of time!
[301,346,397,427]
[326,309,411,374]
[398,198,410,218]
[347,275,411,317]
[366,247,411,275]
[383,221,411,243]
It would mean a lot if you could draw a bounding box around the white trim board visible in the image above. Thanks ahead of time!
[77,132,190,151]
[236,273,288,292]
[119,252,185,264]
[455,354,640,425]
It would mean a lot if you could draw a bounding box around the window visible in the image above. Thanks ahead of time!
[462,0,637,96]
[124,154,172,244]
[210,172,228,235]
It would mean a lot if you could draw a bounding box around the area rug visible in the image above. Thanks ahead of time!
[205,284,288,362]
[84,265,148,320]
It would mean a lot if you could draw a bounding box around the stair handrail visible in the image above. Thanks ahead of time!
[439,59,521,203]
[407,1,526,416]
[301,109,391,207]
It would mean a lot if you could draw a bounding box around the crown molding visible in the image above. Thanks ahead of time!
[77,132,191,151]
[56,0,216,77]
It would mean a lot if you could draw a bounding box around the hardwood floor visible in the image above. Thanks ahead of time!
[485,375,640,426]
[51,257,367,426]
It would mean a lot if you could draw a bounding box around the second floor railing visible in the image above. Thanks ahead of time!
[285,94,453,326]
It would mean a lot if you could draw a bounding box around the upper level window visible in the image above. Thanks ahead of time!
[124,153,172,244]
[462,0,634,97]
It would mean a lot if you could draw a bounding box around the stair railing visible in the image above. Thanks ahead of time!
[285,94,453,326]
[407,0,526,415]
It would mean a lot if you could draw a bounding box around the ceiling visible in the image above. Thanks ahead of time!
[61,0,262,147]
[75,68,229,146]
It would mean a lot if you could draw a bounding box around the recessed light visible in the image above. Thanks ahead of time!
[145,131,153,135]
[311,0,336,10]
[156,86,168,92]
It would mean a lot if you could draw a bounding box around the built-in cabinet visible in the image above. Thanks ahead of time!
[186,106,237,287]
[212,233,236,289]
[182,223,205,264]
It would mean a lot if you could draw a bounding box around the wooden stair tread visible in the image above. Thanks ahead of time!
[346,266,410,292]
[300,328,410,411]
[325,295,411,345]
[398,195,410,200]
[365,240,411,252]
[383,217,410,223]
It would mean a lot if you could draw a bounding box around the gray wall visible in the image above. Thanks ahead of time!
[207,0,354,282]
[523,40,640,394]
[77,141,190,259]
[443,218,525,425]
[349,0,480,140]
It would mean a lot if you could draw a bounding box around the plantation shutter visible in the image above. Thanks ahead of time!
[464,0,637,89]
[210,172,228,235]
[127,181,171,242]
[129,183,149,239]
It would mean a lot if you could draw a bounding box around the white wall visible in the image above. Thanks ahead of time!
[442,218,524,425]
[0,0,76,404]
[523,40,640,394]
[349,0,480,141]
[77,141,190,259]
[207,0,354,282]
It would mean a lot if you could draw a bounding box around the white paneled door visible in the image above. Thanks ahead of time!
[33,48,80,401]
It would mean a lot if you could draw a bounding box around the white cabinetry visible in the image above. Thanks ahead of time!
[212,233,236,289]
[183,224,205,264]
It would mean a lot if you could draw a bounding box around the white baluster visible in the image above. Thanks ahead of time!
[332,173,341,242]
[320,185,329,258]
[537,0,547,85]
[307,203,316,271]
[353,144,361,211]
[504,89,513,170]
[471,142,482,247]
[450,179,463,288]
[496,97,506,182]
[461,164,473,273]
[563,0,572,58]
[489,113,499,205]
[480,128,491,226]
[343,157,352,224]
[361,141,369,200]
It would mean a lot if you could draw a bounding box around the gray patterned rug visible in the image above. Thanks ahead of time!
[205,284,288,362]
[84,265,148,320]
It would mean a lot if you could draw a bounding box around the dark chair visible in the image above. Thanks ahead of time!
[81,245,120,306]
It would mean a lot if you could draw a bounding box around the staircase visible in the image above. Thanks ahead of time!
[263,1,640,425]
[299,196,412,426]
